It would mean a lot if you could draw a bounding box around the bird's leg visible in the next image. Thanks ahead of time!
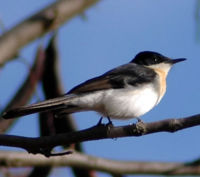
[107,116,113,125]
[96,117,104,126]
[96,116,113,126]
[136,117,144,123]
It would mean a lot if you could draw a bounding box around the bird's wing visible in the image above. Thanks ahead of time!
[2,63,156,119]
[68,63,156,94]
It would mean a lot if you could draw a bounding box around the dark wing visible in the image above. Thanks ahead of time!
[68,63,156,94]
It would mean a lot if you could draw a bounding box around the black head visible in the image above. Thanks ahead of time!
[131,51,186,66]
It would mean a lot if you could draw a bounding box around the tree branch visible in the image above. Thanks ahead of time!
[0,46,46,133]
[0,114,199,156]
[0,151,200,176]
[0,0,99,66]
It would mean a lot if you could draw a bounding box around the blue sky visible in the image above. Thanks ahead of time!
[0,1,200,177]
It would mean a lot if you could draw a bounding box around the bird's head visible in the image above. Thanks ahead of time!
[132,51,186,73]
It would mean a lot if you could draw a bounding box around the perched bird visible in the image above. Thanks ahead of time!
[2,51,186,122]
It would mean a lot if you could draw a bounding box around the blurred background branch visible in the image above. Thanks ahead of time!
[0,151,200,176]
[195,0,200,42]
[0,0,99,66]
[0,46,46,133]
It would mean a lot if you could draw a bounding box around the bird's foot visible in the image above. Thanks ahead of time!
[96,116,113,126]
[107,116,113,126]
[96,117,104,126]
[136,117,144,123]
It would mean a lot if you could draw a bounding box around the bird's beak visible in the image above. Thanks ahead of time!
[171,58,186,64]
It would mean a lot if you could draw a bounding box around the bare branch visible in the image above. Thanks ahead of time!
[0,0,99,65]
[0,114,199,156]
[0,151,200,176]
[0,46,46,133]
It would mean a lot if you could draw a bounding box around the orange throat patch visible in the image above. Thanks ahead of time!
[153,68,167,102]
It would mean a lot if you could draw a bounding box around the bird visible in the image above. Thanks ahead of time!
[2,51,186,123]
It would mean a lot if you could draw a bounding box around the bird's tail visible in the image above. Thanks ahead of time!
[2,94,79,119]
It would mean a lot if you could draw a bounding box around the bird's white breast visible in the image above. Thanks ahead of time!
[100,84,159,119]
[73,84,159,120]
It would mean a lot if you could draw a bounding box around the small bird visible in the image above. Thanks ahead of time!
[2,51,186,122]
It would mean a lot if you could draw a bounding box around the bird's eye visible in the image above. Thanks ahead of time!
[154,58,158,62]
